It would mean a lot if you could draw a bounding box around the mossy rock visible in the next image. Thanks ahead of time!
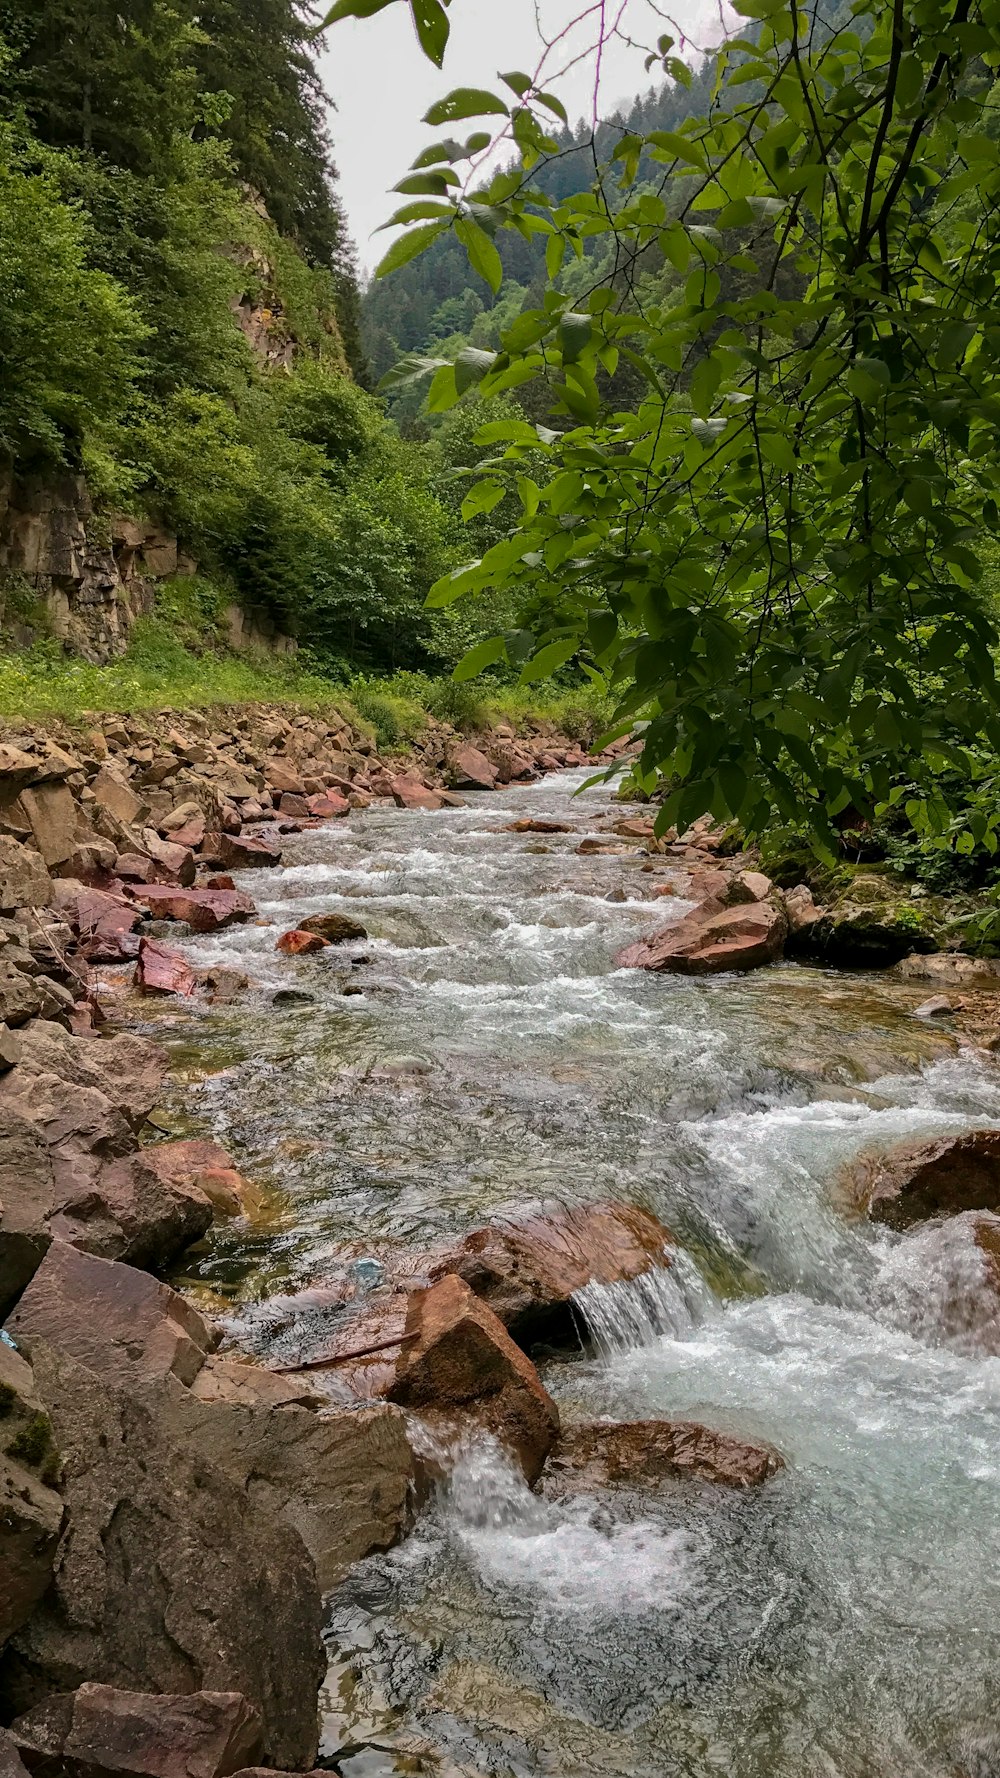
[808,904,941,968]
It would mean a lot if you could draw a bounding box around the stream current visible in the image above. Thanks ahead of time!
[129,769,1000,1778]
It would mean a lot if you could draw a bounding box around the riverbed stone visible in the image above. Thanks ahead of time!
[297,911,368,943]
[388,776,446,812]
[845,1129,1000,1228]
[387,1274,560,1484]
[426,1201,676,1346]
[617,898,787,975]
[446,744,496,791]
[542,1419,784,1495]
[276,929,327,956]
[9,1684,264,1778]
[0,1343,324,1770]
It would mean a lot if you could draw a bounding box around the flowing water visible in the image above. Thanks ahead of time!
[123,769,1000,1778]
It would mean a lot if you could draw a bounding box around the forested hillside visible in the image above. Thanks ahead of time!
[0,0,490,672]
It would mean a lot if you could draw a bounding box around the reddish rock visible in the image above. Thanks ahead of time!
[264,762,305,796]
[134,885,255,933]
[505,819,572,835]
[106,1137,252,1224]
[114,852,156,885]
[276,930,327,957]
[297,911,368,944]
[784,882,822,936]
[617,899,786,975]
[446,744,496,791]
[52,882,144,964]
[6,1241,219,1388]
[10,1684,264,1778]
[205,874,237,892]
[306,792,350,819]
[542,1420,784,1494]
[167,816,207,851]
[277,793,310,819]
[726,869,773,905]
[217,834,282,871]
[388,776,445,812]
[613,816,656,840]
[135,938,197,998]
[388,1274,560,1483]
[428,1201,675,1344]
[139,830,196,887]
[845,1129,1000,1229]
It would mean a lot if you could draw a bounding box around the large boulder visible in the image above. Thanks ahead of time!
[847,1130,1000,1229]
[10,1684,263,1778]
[0,1343,324,1770]
[445,744,496,791]
[134,939,196,998]
[297,911,368,944]
[11,1023,167,1132]
[427,1201,675,1345]
[0,1730,29,1778]
[0,1341,63,1650]
[542,1420,784,1496]
[164,1360,416,1589]
[0,841,51,915]
[134,887,254,934]
[0,1070,134,1199]
[16,785,77,872]
[617,898,787,975]
[50,884,143,965]
[0,1112,58,1315]
[0,962,47,1031]
[387,776,445,812]
[7,1244,218,1390]
[217,834,281,872]
[387,1275,560,1484]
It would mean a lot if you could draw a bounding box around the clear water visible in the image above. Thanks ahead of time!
[122,770,1000,1778]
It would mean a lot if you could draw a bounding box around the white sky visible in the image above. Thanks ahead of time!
[316,0,731,270]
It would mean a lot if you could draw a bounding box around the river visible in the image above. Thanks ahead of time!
[124,768,1000,1778]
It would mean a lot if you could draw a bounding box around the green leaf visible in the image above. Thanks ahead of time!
[461,480,506,519]
[520,637,579,683]
[409,0,450,66]
[535,90,568,124]
[456,216,504,293]
[374,221,448,279]
[424,88,509,126]
[426,363,459,412]
[559,312,592,364]
[426,559,484,609]
[454,346,497,393]
[319,0,395,24]
[454,635,508,681]
[500,70,532,96]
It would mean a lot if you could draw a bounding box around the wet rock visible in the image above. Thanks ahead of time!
[298,911,368,943]
[617,899,786,975]
[807,901,938,967]
[0,1341,64,1650]
[276,930,327,957]
[845,1129,1000,1228]
[10,1684,264,1778]
[7,1243,219,1388]
[388,1275,560,1484]
[428,1201,675,1346]
[542,1419,784,1495]
[134,938,197,997]
[505,819,571,835]
[0,1343,324,1769]
[166,1364,416,1589]
[62,1141,217,1263]
[199,965,249,1004]
[914,995,956,1019]
[123,1138,253,1220]
[0,840,52,915]
[446,744,496,791]
[272,989,316,1007]
[217,834,281,871]
[388,777,445,812]
[135,885,255,933]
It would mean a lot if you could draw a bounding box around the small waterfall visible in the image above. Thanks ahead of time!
[573,1250,715,1359]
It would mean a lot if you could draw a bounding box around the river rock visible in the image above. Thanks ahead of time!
[0,1341,64,1650]
[217,834,281,871]
[139,829,196,887]
[306,791,350,818]
[134,886,255,933]
[446,744,496,791]
[845,1129,1000,1228]
[895,952,1000,986]
[505,819,571,835]
[9,1685,263,1778]
[0,1344,324,1769]
[0,1068,135,1203]
[0,840,52,915]
[388,776,445,812]
[807,902,938,967]
[164,1363,416,1589]
[10,1023,167,1131]
[276,930,327,956]
[783,883,822,936]
[617,899,787,975]
[298,911,368,943]
[387,1275,560,1484]
[134,938,196,997]
[427,1201,675,1345]
[542,1420,784,1496]
[51,883,143,964]
[123,1138,252,1220]
[7,1243,219,1388]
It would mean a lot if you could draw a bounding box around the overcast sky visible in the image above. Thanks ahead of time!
[316,0,731,271]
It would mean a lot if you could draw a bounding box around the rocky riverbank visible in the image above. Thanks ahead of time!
[2,714,1000,1776]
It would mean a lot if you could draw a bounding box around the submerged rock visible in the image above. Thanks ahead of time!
[427,1200,675,1346]
[617,899,786,975]
[845,1129,1000,1228]
[542,1419,784,1495]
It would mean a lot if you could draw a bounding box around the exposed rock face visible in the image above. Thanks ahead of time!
[0,1342,64,1651]
[51,883,143,965]
[542,1420,784,1495]
[0,1343,324,1770]
[847,1130,1000,1228]
[7,1244,219,1390]
[0,842,52,915]
[10,1684,263,1778]
[617,898,787,975]
[166,1362,416,1589]
[387,1275,560,1484]
[428,1201,675,1345]
[297,912,368,943]
[10,1024,166,1133]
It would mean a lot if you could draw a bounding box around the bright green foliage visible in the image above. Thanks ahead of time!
[349,0,1000,845]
